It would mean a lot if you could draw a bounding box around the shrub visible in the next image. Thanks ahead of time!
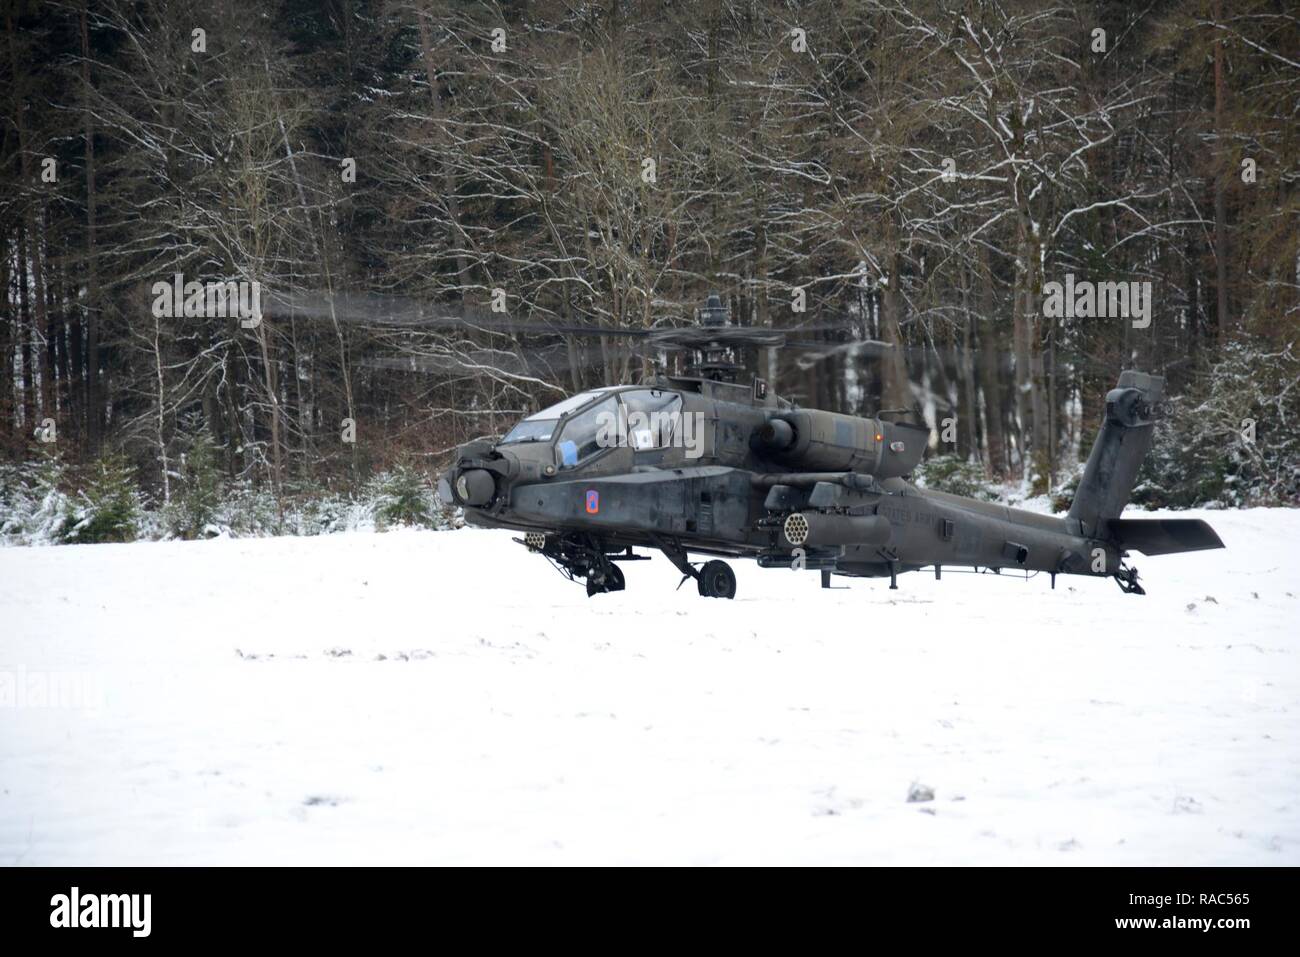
[216,482,282,536]
[913,454,1000,501]
[63,453,141,544]
[0,456,76,544]
[1048,464,1084,514]
[164,431,226,539]
[367,465,439,529]
[1132,339,1300,509]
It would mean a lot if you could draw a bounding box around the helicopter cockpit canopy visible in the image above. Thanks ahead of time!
[499,388,617,444]
[499,386,685,470]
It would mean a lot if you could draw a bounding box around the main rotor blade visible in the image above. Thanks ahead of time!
[262,290,880,340]
[788,337,896,368]
[262,289,652,338]
[362,340,651,380]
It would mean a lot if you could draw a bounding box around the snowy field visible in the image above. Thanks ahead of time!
[1,508,1297,866]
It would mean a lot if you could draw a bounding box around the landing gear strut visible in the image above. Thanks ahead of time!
[655,539,737,600]
[1112,562,1146,595]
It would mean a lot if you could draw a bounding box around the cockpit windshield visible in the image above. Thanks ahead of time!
[499,388,616,444]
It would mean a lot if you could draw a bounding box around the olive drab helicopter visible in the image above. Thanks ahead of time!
[437,293,1224,598]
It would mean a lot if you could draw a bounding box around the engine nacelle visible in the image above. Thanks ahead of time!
[754,409,927,479]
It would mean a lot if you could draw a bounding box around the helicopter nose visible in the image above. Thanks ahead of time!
[450,468,496,507]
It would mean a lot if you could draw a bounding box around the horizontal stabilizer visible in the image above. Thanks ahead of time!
[1105,518,1225,556]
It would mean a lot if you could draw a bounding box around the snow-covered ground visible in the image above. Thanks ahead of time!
[2,508,1296,865]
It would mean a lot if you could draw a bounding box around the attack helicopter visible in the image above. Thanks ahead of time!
[435,293,1225,598]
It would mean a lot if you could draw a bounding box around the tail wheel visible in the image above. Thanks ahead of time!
[696,560,736,599]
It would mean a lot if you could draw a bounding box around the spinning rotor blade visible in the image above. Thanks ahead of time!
[262,289,651,338]
[362,340,652,380]
[786,337,896,369]
[263,290,879,340]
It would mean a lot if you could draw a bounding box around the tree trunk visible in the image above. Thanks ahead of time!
[34,211,53,424]
[417,7,469,302]
[976,247,1008,477]
[0,231,10,447]
[16,225,36,432]
[959,267,980,462]
[257,320,283,514]
[1213,0,1230,340]
[1013,230,1049,489]
[82,3,102,452]
[879,250,911,413]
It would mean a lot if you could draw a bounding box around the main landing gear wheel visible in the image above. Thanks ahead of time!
[585,563,625,597]
[696,560,736,599]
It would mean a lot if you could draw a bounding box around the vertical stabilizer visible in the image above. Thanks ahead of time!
[1068,371,1163,537]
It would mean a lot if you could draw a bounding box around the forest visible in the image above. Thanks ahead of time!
[1,0,1296,542]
